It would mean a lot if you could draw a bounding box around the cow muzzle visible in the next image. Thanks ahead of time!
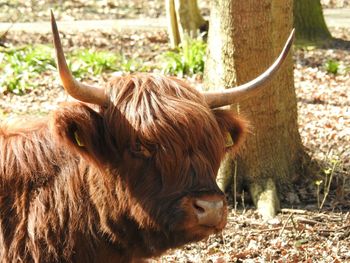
[192,197,225,227]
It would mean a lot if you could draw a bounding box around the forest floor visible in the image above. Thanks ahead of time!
[0,1,349,262]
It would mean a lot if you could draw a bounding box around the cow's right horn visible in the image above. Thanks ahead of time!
[203,29,295,109]
[51,11,107,106]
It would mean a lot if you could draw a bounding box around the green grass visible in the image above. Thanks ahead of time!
[69,49,119,78]
[160,37,207,77]
[70,50,150,80]
[324,59,350,75]
[0,45,149,94]
[325,59,340,75]
[0,45,55,94]
[0,39,207,95]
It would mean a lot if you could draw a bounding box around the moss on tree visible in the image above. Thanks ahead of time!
[294,0,332,43]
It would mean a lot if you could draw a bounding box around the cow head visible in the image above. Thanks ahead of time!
[49,11,294,253]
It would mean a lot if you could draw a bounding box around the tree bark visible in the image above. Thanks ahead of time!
[294,0,332,42]
[166,0,181,48]
[166,0,208,47]
[205,0,306,219]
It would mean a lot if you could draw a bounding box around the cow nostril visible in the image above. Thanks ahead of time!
[193,202,205,214]
[192,199,224,227]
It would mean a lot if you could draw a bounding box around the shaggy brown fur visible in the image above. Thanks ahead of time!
[0,73,247,262]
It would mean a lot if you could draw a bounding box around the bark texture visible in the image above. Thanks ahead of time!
[205,0,305,219]
[166,0,208,47]
[294,0,332,42]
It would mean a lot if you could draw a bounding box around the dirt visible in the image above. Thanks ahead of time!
[0,0,349,23]
[0,0,206,22]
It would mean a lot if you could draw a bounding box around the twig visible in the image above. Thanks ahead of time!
[279,212,294,237]
[233,160,237,212]
[290,213,298,232]
[219,231,227,251]
[241,190,246,213]
[0,19,19,47]
[319,159,338,211]
[295,217,322,226]
[318,224,350,232]
[281,208,307,214]
[255,226,293,233]
[0,20,18,41]
[339,229,350,240]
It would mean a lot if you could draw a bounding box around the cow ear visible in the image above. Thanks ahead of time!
[50,102,108,164]
[212,109,249,153]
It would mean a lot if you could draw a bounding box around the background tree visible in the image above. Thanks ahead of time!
[205,0,308,219]
[294,0,332,42]
[166,0,208,47]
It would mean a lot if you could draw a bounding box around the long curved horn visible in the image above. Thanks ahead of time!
[51,10,107,106]
[203,29,295,109]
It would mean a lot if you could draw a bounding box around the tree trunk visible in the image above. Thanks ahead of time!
[166,0,208,47]
[294,0,332,42]
[205,0,306,219]
[166,0,181,48]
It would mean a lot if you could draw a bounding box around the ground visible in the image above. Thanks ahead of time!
[0,1,349,262]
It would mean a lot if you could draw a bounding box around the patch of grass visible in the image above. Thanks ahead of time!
[324,59,350,75]
[0,45,149,94]
[69,49,119,78]
[0,45,55,94]
[160,37,207,77]
[325,59,340,74]
[68,50,149,78]
[118,54,150,73]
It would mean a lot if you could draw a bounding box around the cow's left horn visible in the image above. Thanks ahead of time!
[51,11,107,106]
[203,29,295,109]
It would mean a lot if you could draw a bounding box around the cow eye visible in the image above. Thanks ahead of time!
[132,141,152,158]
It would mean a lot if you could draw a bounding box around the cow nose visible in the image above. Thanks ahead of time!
[192,199,224,227]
